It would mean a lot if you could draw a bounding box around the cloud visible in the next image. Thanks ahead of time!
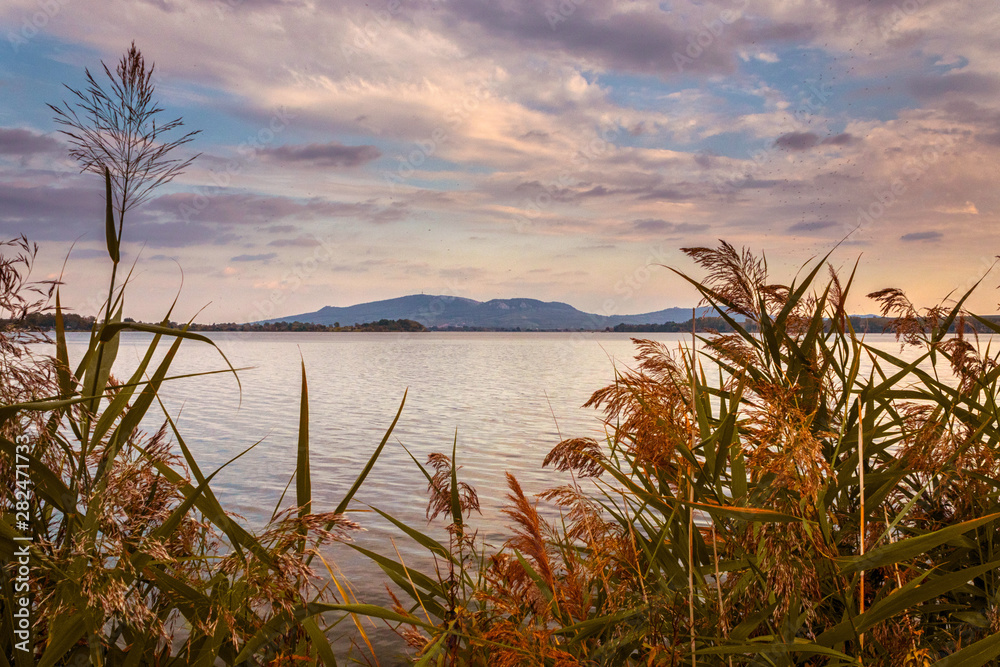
[635,187,697,201]
[822,133,856,146]
[632,218,674,232]
[824,0,912,14]
[788,220,838,233]
[0,182,103,240]
[367,201,409,223]
[259,141,381,167]
[978,132,1000,146]
[775,132,819,150]
[443,1,735,77]
[774,132,855,151]
[730,178,783,190]
[68,248,116,260]
[231,252,278,262]
[694,152,715,169]
[520,130,550,142]
[128,221,225,248]
[907,72,1000,100]
[0,128,61,156]
[630,219,708,234]
[266,237,321,247]
[145,192,409,227]
[580,185,614,198]
[935,201,979,215]
[0,181,398,248]
[900,231,943,242]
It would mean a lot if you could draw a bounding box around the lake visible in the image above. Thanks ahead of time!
[62,330,929,662]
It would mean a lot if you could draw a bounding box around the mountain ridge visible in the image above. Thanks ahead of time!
[264,294,716,330]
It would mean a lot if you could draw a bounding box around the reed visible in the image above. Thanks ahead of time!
[355,242,1000,666]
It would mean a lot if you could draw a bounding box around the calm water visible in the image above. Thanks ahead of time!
[76,331,678,527]
[61,330,932,661]
[64,331,692,660]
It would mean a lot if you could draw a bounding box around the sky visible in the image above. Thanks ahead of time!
[1,0,998,323]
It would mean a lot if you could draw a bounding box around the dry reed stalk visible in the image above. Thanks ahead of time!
[711,523,733,667]
[619,488,648,606]
[319,552,381,666]
[883,504,919,658]
[858,399,866,656]
[689,309,697,667]
[392,537,433,628]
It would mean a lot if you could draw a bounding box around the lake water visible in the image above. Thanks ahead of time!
[61,330,932,662]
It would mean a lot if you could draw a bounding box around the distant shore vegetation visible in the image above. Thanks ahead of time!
[2,313,427,332]
[612,314,1000,334]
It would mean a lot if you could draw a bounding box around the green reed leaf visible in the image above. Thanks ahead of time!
[104,167,118,263]
[297,356,311,524]
[836,513,1000,574]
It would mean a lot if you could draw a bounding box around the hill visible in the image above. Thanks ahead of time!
[264,295,715,330]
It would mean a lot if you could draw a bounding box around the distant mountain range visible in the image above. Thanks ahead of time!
[264,295,716,330]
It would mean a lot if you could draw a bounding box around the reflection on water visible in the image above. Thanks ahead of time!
[59,330,948,662]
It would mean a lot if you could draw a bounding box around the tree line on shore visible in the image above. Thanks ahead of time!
[8,311,1000,335]
[612,314,1000,334]
[2,312,426,332]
